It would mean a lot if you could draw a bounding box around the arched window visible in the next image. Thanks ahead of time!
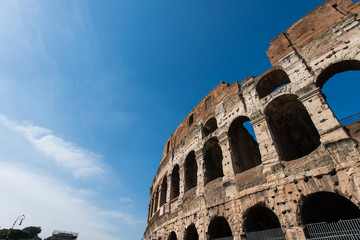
[316,60,360,131]
[244,205,285,239]
[168,231,177,240]
[160,176,167,206]
[228,116,261,174]
[170,165,180,200]
[316,60,360,89]
[203,118,218,137]
[208,216,232,240]
[184,224,198,240]
[256,69,291,99]
[184,151,197,192]
[301,192,360,238]
[203,138,224,184]
[265,94,320,161]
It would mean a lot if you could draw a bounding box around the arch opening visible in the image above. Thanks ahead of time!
[244,205,285,240]
[316,60,360,89]
[208,216,232,240]
[184,151,197,192]
[301,192,360,238]
[229,116,261,174]
[265,94,320,161]
[170,165,180,200]
[203,138,224,184]
[203,118,218,137]
[316,60,360,138]
[168,231,177,240]
[301,192,360,225]
[256,69,291,99]
[184,224,198,240]
[160,176,167,206]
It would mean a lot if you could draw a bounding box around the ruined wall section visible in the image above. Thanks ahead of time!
[267,0,359,66]
[161,81,241,163]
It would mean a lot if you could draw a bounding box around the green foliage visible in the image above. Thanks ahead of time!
[0,226,41,240]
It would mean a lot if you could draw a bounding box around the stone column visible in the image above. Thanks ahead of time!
[299,88,349,143]
[166,172,172,203]
[178,162,185,204]
[195,149,205,197]
[218,132,237,198]
[251,115,284,181]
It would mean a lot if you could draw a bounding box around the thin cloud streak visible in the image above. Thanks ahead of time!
[0,114,106,179]
[0,163,133,240]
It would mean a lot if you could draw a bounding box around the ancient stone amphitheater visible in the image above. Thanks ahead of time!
[144,0,360,239]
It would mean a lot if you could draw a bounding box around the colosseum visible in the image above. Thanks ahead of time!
[144,0,360,239]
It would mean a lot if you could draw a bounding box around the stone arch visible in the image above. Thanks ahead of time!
[160,175,167,206]
[203,137,224,184]
[207,216,233,240]
[265,94,321,161]
[316,60,360,89]
[184,224,198,240]
[301,191,360,225]
[315,59,360,130]
[243,204,285,239]
[170,164,180,200]
[228,116,261,174]
[203,117,218,137]
[256,68,291,99]
[300,191,360,238]
[184,151,197,192]
[168,231,177,240]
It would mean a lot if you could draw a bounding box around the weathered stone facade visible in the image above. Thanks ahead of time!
[144,0,360,239]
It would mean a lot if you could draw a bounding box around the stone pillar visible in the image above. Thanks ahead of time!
[155,188,160,212]
[218,132,237,198]
[299,88,349,143]
[166,172,172,203]
[195,149,205,197]
[251,115,284,181]
[178,162,185,203]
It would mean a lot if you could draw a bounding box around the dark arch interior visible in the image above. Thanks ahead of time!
[203,118,218,137]
[160,176,167,206]
[168,231,177,240]
[256,69,291,99]
[316,60,360,89]
[245,205,281,232]
[203,138,224,184]
[229,117,261,174]
[265,95,321,161]
[301,192,360,225]
[208,216,232,239]
[170,165,180,200]
[185,151,197,192]
[185,224,198,240]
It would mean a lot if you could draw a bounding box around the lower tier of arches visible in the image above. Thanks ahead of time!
[144,161,360,240]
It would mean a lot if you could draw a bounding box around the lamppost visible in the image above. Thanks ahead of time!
[6,214,25,240]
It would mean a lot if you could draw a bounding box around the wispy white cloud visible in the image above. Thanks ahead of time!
[0,163,143,240]
[0,115,106,179]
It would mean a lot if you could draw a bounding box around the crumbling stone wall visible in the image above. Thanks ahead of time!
[144,0,360,239]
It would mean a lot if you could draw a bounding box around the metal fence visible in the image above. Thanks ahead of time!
[305,218,360,239]
[339,113,360,126]
[246,227,285,240]
[211,237,234,240]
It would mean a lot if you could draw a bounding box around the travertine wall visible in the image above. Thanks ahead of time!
[144,0,360,239]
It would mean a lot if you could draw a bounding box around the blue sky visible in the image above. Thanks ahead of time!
[0,0,358,239]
